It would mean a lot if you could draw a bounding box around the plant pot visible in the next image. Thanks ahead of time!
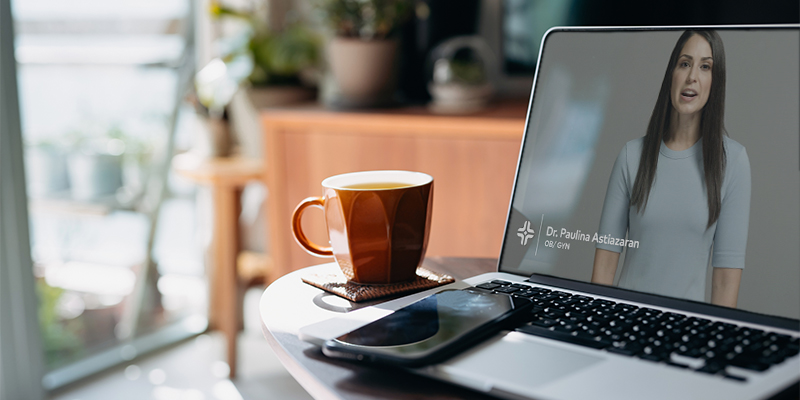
[246,85,316,107]
[194,114,232,158]
[327,37,398,107]
[67,153,123,201]
[25,146,70,197]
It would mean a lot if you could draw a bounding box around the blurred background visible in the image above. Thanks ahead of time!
[1,0,797,399]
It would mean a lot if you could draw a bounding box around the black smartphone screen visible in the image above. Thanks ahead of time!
[324,289,531,365]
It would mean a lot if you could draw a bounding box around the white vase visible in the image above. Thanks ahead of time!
[25,146,70,197]
[327,37,398,107]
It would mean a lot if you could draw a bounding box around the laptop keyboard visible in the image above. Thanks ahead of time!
[473,280,800,382]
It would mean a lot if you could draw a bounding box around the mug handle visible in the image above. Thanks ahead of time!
[291,196,334,257]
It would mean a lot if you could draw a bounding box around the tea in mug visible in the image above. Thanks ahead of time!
[342,182,415,190]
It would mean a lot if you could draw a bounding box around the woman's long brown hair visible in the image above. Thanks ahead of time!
[630,30,727,228]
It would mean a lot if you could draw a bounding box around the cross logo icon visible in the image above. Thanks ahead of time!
[517,220,535,246]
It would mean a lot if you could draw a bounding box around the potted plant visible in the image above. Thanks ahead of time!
[210,4,321,102]
[66,130,124,202]
[206,4,322,157]
[315,0,412,107]
[65,126,151,203]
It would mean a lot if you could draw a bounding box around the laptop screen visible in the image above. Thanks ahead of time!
[499,27,800,321]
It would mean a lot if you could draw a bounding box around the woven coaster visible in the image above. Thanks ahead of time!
[302,267,455,303]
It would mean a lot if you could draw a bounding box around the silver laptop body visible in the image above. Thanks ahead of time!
[301,25,800,400]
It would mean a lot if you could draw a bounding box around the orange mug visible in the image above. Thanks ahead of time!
[291,170,433,284]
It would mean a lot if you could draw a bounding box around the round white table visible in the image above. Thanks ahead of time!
[259,257,498,400]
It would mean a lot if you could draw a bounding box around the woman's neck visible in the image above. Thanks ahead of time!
[666,111,701,151]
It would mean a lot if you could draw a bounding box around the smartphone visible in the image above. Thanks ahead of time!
[322,288,533,367]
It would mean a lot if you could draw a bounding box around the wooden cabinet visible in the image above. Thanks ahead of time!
[261,101,527,279]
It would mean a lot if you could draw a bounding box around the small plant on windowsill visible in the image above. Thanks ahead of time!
[210,3,322,88]
[64,126,153,204]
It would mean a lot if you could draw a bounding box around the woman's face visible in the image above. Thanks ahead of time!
[670,34,713,118]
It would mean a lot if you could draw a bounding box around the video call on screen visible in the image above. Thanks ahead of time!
[500,28,800,321]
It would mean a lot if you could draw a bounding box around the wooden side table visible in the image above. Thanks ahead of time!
[172,153,264,378]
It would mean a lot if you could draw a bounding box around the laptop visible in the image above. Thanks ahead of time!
[300,25,800,400]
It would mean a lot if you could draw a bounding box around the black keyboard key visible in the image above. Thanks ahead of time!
[628,309,648,317]
[711,321,736,331]
[666,361,690,369]
[696,361,726,375]
[517,325,611,349]
[530,292,551,301]
[702,349,722,360]
[618,305,640,314]
[686,317,710,327]
[494,286,520,294]
[737,326,754,336]
[607,333,625,342]
[760,353,788,366]
[676,345,704,358]
[567,319,588,328]
[565,312,587,321]
[608,304,626,312]
[639,345,670,361]
[608,320,634,332]
[511,283,531,289]
[766,333,791,344]
[728,356,771,372]
[607,347,638,357]
[580,327,601,337]
[585,315,606,325]
[723,373,747,382]
[583,302,604,311]
[631,324,655,335]
[475,283,501,290]
[547,304,569,312]
[541,294,561,301]
[531,318,559,328]
[607,342,642,357]
[543,309,566,318]
[639,353,667,362]
[528,297,545,306]
[515,290,537,298]
[559,298,581,306]
[554,323,579,333]
[491,280,511,285]
[569,304,591,314]
[595,299,616,306]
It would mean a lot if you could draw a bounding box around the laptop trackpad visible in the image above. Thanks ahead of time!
[439,332,604,390]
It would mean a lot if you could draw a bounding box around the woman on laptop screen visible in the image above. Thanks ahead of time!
[591,30,751,308]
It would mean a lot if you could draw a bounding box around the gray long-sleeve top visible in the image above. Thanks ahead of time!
[596,136,751,301]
